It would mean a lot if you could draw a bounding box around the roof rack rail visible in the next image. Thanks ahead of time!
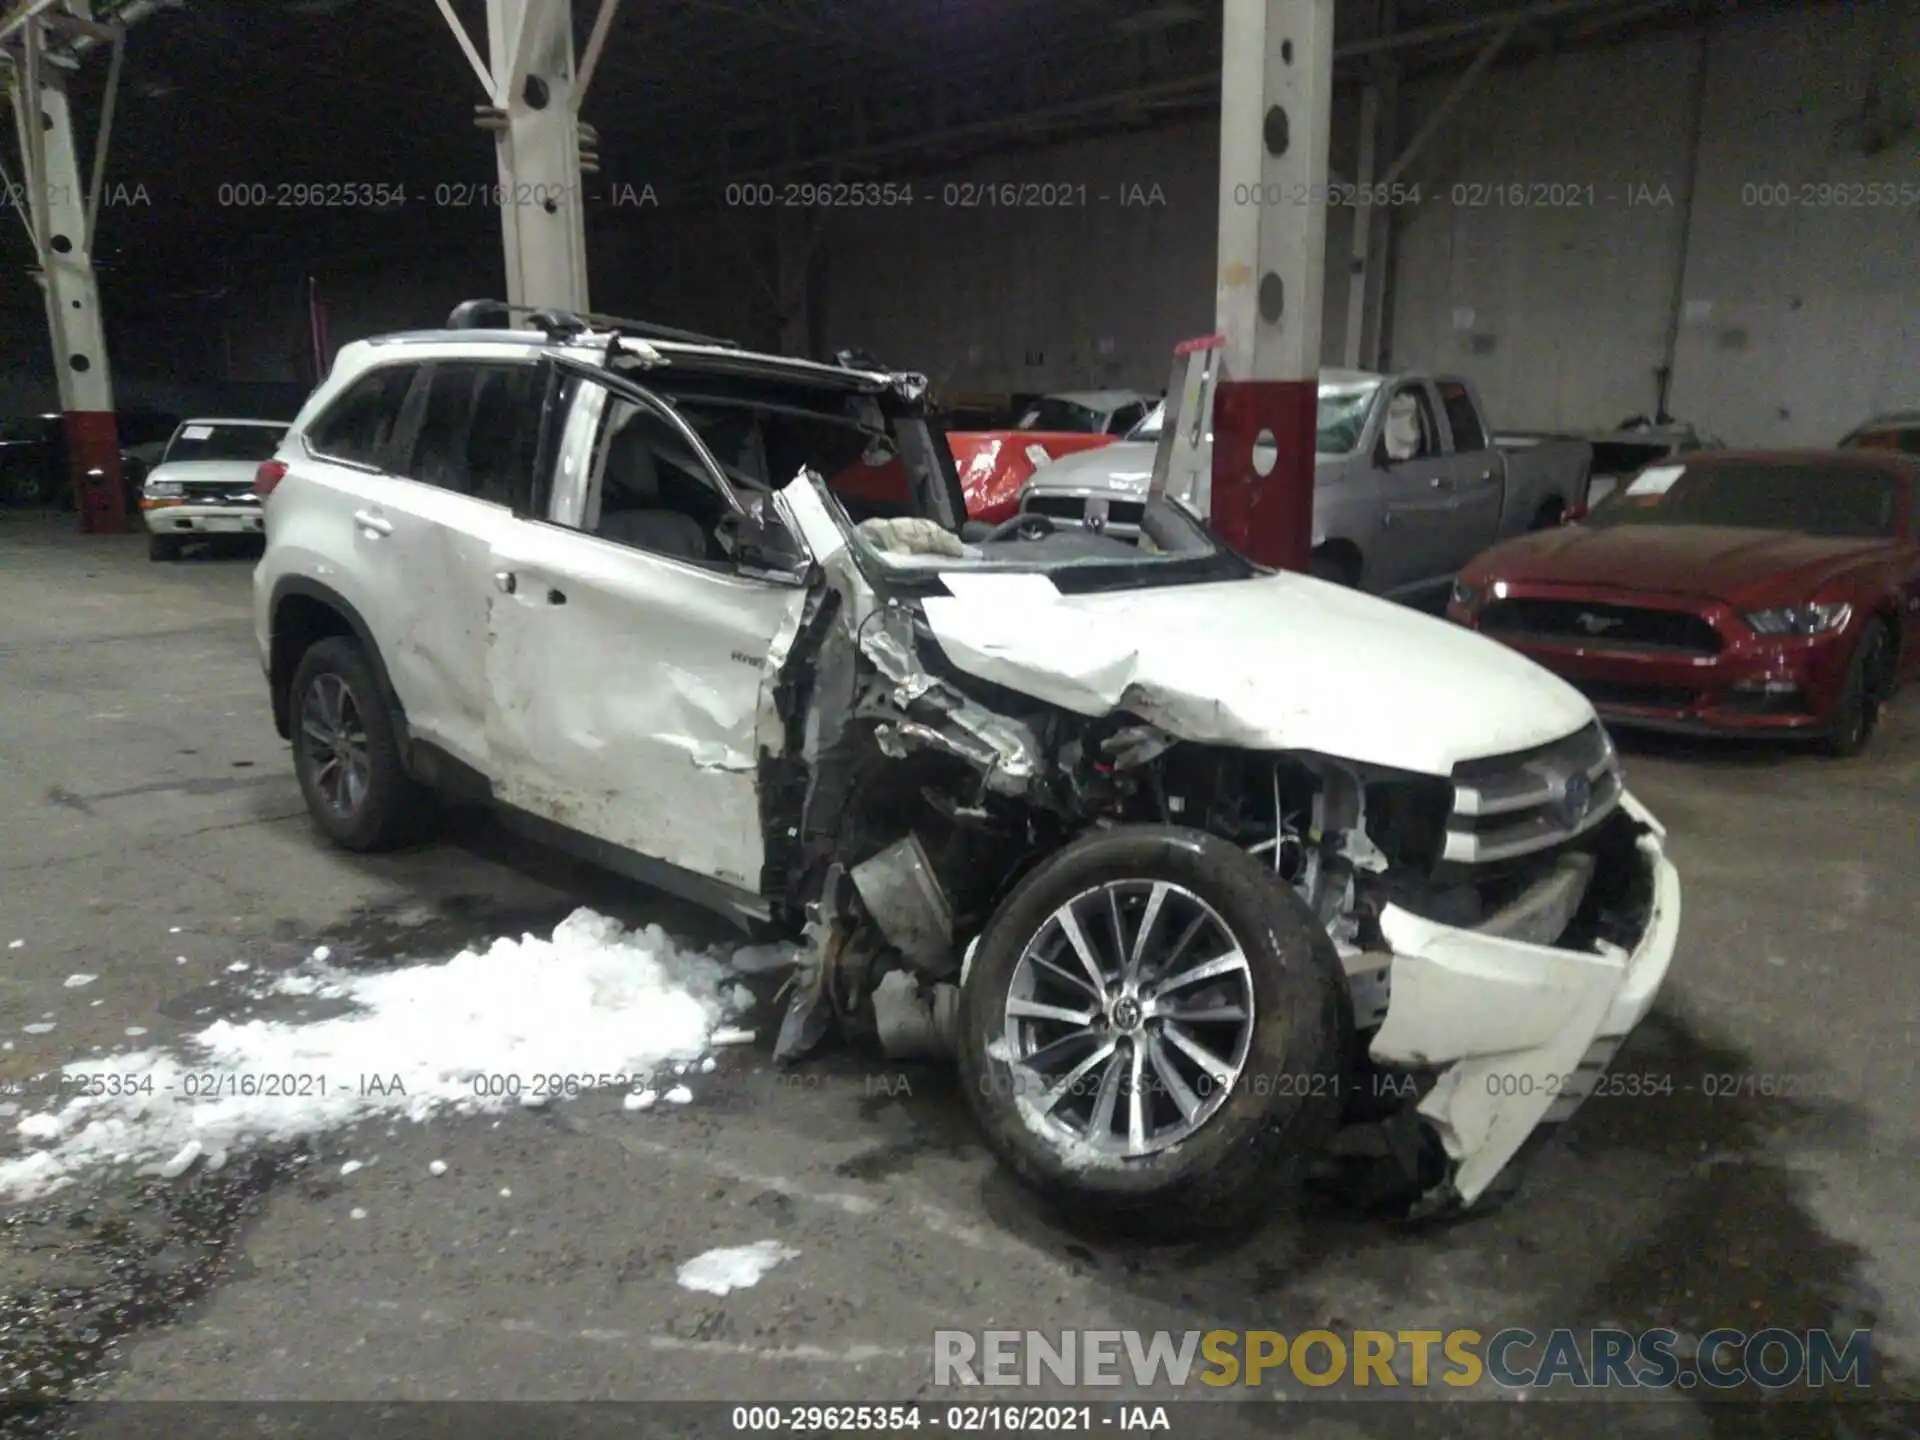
[444,299,740,349]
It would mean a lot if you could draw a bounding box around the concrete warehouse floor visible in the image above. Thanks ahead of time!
[0,511,1915,1439]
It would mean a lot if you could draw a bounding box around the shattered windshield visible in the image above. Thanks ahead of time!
[1316,381,1379,453]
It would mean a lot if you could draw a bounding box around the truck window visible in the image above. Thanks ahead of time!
[1437,381,1488,453]
[1380,386,1441,463]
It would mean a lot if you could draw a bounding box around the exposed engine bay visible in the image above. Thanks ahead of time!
[752,485,1675,1219]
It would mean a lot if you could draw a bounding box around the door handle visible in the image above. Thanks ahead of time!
[1428,475,1453,489]
[1479,470,1493,482]
[545,587,567,605]
[353,509,393,535]
[494,571,516,594]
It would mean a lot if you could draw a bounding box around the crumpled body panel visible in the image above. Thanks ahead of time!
[917,568,1595,775]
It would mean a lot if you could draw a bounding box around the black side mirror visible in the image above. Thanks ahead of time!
[722,497,811,582]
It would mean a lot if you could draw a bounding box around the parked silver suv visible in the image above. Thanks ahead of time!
[254,302,1680,1231]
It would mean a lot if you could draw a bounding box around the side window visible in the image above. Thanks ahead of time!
[1380,385,1440,463]
[305,365,416,468]
[1107,402,1146,436]
[397,361,544,506]
[567,394,729,565]
[1437,381,1488,452]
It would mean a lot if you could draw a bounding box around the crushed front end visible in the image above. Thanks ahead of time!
[763,475,1680,1221]
[1348,725,1680,1213]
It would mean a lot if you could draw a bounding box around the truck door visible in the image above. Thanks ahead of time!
[1434,378,1504,570]
[1373,380,1461,596]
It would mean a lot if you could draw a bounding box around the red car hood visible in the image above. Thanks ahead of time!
[950,431,1118,522]
[1475,523,1895,607]
[829,431,1117,523]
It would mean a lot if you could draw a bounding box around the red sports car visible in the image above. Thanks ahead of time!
[1446,450,1920,754]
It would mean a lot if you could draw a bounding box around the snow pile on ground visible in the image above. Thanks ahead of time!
[0,908,765,1202]
[676,1240,800,1295]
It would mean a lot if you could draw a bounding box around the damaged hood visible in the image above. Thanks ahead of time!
[919,571,1595,775]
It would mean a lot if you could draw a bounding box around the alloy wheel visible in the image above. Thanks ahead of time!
[299,672,372,818]
[1003,879,1256,1158]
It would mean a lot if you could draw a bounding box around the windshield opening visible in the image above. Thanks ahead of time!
[163,423,287,464]
[1316,382,1379,453]
[1117,383,1380,453]
[1017,398,1103,433]
[1587,462,1902,539]
[1125,403,1165,442]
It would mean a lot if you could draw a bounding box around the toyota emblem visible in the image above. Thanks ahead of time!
[1560,772,1592,826]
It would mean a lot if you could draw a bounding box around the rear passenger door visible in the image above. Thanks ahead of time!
[339,357,547,771]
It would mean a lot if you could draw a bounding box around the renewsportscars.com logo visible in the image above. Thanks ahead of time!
[932,1328,1874,1391]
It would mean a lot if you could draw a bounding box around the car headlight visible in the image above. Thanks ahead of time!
[143,480,183,498]
[1744,602,1851,637]
[1449,578,1484,612]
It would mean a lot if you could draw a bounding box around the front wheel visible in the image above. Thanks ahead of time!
[148,534,182,562]
[958,825,1346,1234]
[1821,616,1893,758]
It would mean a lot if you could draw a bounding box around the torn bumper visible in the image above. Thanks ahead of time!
[1367,789,1681,1209]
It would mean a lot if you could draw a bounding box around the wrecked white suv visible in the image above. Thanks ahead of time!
[255,303,1680,1228]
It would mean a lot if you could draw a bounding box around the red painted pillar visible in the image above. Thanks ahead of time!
[1212,379,1316,571]
[62,411,128,533]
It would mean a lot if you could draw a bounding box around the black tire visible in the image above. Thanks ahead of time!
[288,635,431,851]
[958,825,1346,1235]
[148,534,182,562]
[1309,549,1357,587]
[1821,616,1892,758]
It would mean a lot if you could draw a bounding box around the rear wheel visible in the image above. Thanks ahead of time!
[1822,616,1893,758]
[958,825,1345,1234]
[289,636,431,850]
[1529,499,1567,530]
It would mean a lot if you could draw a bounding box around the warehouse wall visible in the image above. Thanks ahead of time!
[16,6,1914,447]
[815,119,1362,394]
[1388,4,1920,442]
[1664,5,1920,443]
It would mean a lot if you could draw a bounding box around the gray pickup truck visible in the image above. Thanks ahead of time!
[1019,368,1592,600]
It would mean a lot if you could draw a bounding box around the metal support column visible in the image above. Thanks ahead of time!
[1211,0,1334,572]
[1361,41,1399,369]
[486,0,586,311]
[439,0,622,314]
[1341,82,1379,369]
[775,207,824,357]
[5,12,126,530]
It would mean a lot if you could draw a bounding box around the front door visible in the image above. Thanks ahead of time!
[1432,378,1504,573]
[1373,381,1459,595]
[483,370,810,897]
